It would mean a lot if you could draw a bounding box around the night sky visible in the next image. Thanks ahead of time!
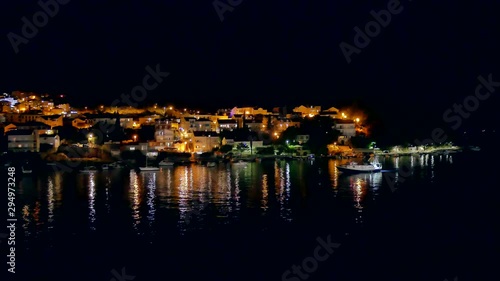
[1,0,499,141]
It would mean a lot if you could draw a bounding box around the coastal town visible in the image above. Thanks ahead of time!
[1,91,461,169]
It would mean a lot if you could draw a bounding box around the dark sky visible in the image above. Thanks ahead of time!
[1,0,499,140]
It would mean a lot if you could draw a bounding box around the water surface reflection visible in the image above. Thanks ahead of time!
[17,156,454,238]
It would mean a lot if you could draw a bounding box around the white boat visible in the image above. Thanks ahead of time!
[337,160,382,173]
[139,166,160,171]
[102,164,110,170]
[469,146,481,152]
[207,162,217,167]
[139,151,160,171]
[159,160,175,166]
[80,166,98,173]
[22,166,33,174]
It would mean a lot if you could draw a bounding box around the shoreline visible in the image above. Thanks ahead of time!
[374,146,462,156]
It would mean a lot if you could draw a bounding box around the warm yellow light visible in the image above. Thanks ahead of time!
[356,118,359,123]
[169,106,173,110]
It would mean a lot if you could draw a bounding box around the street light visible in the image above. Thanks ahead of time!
[133,135,137,142]
[88,133,93,147]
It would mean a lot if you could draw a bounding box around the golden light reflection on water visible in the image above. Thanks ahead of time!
[351,176,365,225]
[328,160,339,195]
[261,174,268,212]
[345,172,383,224]
[274,161,283,200]
[271,161,292,221]
[129,171,141,232]
[17,155,462,239]
[177,176,188,225]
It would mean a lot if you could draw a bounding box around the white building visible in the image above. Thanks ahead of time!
[39,134,60,151]
[7,129,39,152]
[333,119,356,145]
[193,131,220,153]
[154,127,176,149]
[218,119,238,131]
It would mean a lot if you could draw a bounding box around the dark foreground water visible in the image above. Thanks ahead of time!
[10,153,498,281]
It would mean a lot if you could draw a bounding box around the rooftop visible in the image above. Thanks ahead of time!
[6,129,34,136]
[193,131,219,137]
[218,119,237,124]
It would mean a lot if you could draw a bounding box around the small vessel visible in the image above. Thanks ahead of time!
[337,161,382,173]
[139,157,159,171]
[22,165,33,174]
[139,144,160,171]
[159,160,175,166]
[80,166,98,173]
[207,162,217,167]
[139,166,160,171]
[102,164,110,170]
[469,146,481,152]
[337,152,382,174]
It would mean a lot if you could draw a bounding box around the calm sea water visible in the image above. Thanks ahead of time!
[13,153,497,281]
